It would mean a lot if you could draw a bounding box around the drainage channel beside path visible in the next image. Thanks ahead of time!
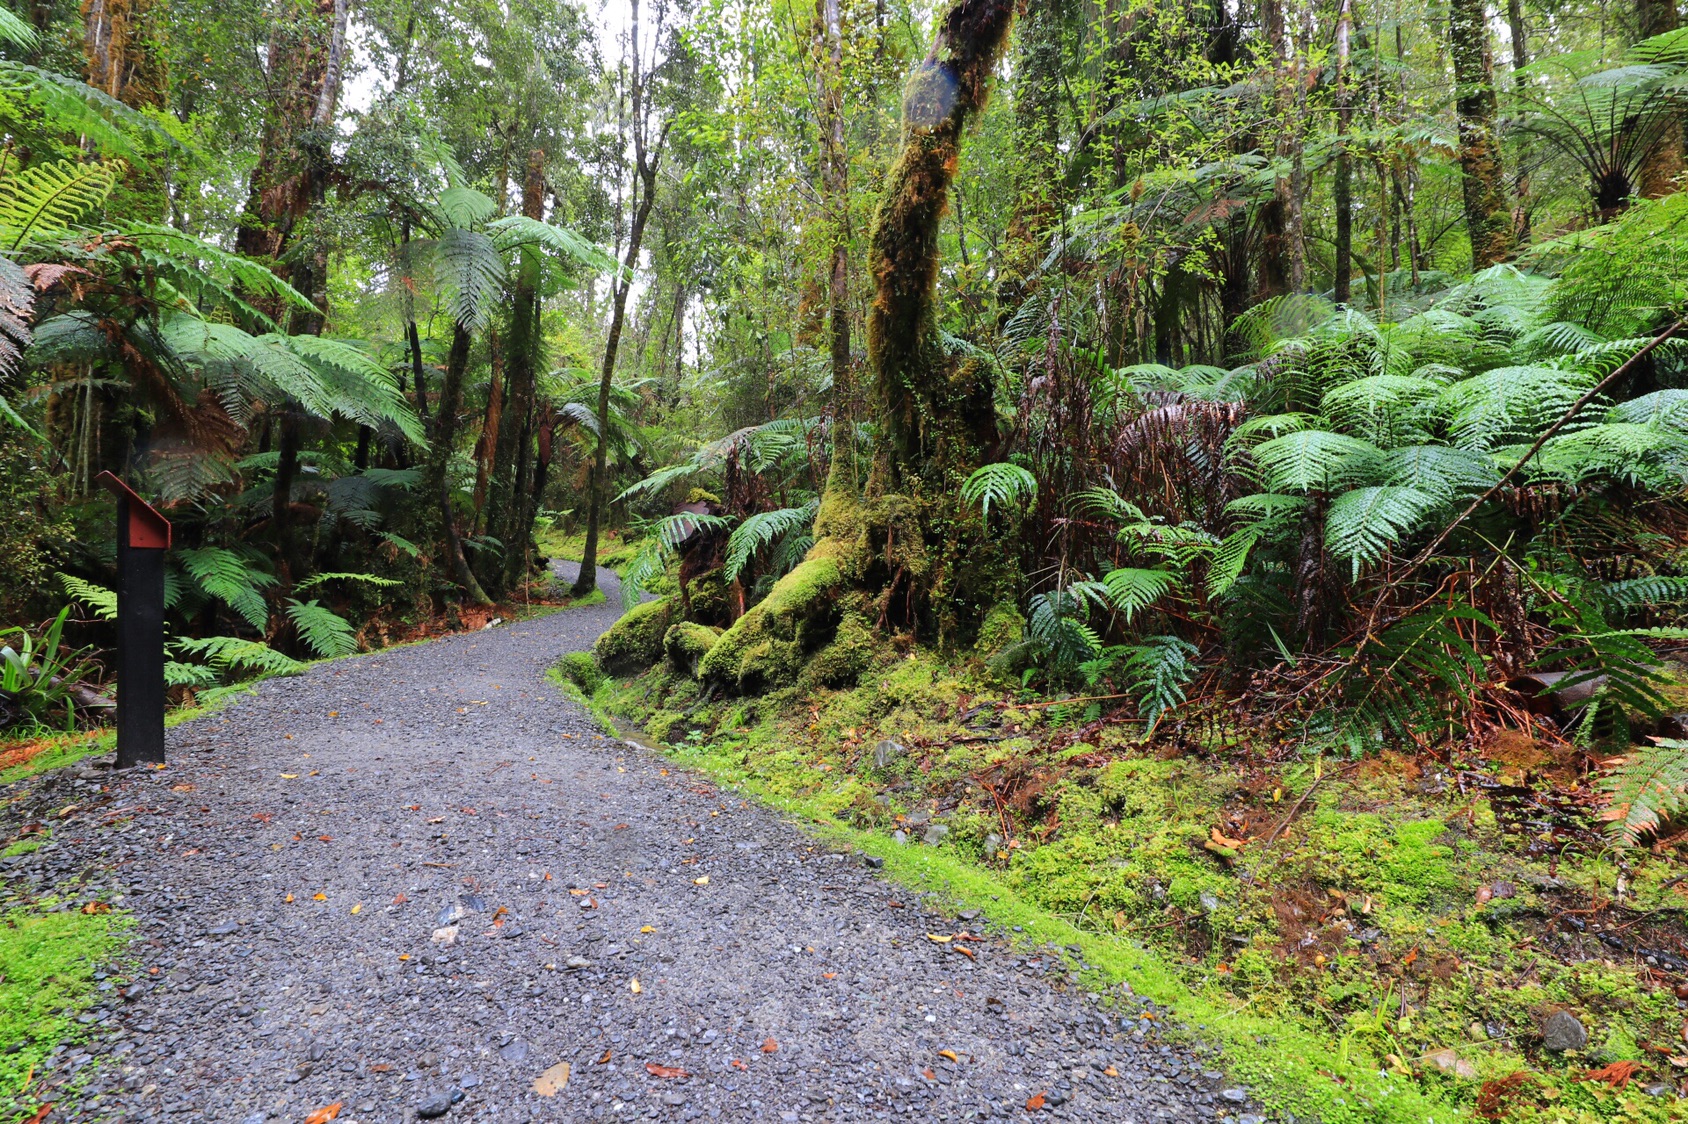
[5,561,1255,1124]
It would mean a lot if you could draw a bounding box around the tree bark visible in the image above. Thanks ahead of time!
[1333,0,1354,304]
[1504,0,1533,241]
[1000,0,1062,298]
[82,0,162,105]
[818,0,853,412]
[1449,0,1513,269]
[1637,0,1683,199]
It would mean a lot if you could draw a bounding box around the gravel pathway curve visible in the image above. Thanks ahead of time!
[7,564,1253,1124]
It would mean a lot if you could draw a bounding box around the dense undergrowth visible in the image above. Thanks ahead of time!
[576,648,1688,1123]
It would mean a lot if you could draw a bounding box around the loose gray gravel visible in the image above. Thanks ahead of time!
[3,562,1256,1124]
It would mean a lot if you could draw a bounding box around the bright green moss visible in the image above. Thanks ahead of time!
[593,596,675,672]
[697,556,844,691]
[663,621,722,677]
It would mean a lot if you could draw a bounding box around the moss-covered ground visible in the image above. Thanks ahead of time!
[582,647,1688,1124]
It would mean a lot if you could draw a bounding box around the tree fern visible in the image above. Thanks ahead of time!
[438,227,505,332]
[177,546,274,631]
[489,214,617,274]
[1438,366,1597,451]
[723,501,819,583]
[960,462,1038,519]
[619,512,735,609]
[0,159,120,249]
[285,599,358,659]
[436,185,498,229]
[1601,738,1688,844]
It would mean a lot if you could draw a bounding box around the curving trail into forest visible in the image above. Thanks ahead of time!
[21,566,1251,1123]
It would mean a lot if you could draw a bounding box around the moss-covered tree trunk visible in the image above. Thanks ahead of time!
[867,0,1016,480]
[1636,0,1683,200]
[1449,0,1513,269]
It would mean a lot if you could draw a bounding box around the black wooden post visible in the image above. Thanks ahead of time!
[96,472,170,768]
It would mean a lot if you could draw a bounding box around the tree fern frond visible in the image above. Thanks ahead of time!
[723,501,818,583]
[58,573,116,621]
[1251,430,1384,493]
[1601,738,1688,844]
[960,462,1038,519]
[0,64,181,163]
[438,227,505,332]
[1437,365,1597,451]
[0,158,120,249]
[488,214,617,274]
[436,185,498,229]
[177,546,273,631]
[1321,374,1448,447]
[1324,486,1440,577]
[1100,567,1179,622]
[171,635,306,677]
[1381,445,1501,501]
[285,599,358,659]
[295,571,405,591]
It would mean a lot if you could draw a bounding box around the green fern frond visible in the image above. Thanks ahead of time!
[723,502,819,584]
[1437,365,1597,451]
[57,573,116,621]
[1251,430,1384,493]
[960,462,1038,519]
[436,185,498,229]
[1380,445,1501,501]
[1325,486,1440,577]
[285,599,358,659]
[0,158,120,249]
[1605,576,1688,610]
[177,546,274,632]
[295,572,406,591]
[1100,567,1179,622]
[170,635,306,677]
[1601,738,1688,844]
[488,214,617,274]
[438,227,505,332]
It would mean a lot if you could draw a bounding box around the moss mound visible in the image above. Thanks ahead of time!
[557,650,605,693]
[697,555,845,692]
[664,621,722,678]
[594,596,674,673]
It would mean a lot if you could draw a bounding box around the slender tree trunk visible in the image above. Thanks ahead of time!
[1637,0,1683,198]
[1255,0,1293,298]
[430,323,493,605]
[819,0,853,412]
[1449,0,1513,269]
[1504,0,1533,240]
[484,149,547,594]
[575,0,668,597]
[1001,0,1062,297]
[1333,0,1354,303]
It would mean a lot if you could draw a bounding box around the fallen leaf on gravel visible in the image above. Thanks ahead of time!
[954,947,975,959]
[596,1050,612,1065]
[1104,1066,1118,1077]
[938,1050,958,1062]
[1026,1093,1046,1111]
[350,904,361,915]
[398,954,410,961]
[761,1039,778,1054]
[284,894,294,903]
[532,1061,571,1096]
[303,1104,342,1124]
[312,893,327,902]
[730,1059,747,1071]
[280,774,298,779]
[20,1106,53,1124]
[318,835,333,842]
[640,926,655,933]
[693,876,709,886]
[427,817,445,824]
[921,1069,936,1081]
[170,784,195,793]
[393,894,408,905]
[645,1063,689,1079]
[80,902,109,914]
[823,973,836,980]
[926,934,952,943]
[630,978,642,994]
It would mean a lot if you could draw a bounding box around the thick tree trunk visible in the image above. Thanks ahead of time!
[1637,0,1683,199]
[82,0,162,105]
[1333,0,1354,304]
[1449,0,1513,269]
[1254,0,1294,299]
[866,0,1016,478]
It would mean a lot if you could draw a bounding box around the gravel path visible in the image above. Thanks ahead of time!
[5,563,1252,1124]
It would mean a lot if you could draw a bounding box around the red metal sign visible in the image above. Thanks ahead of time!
[94,471,171,550]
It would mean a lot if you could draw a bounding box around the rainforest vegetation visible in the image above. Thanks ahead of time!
[5,0,1688,1117]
